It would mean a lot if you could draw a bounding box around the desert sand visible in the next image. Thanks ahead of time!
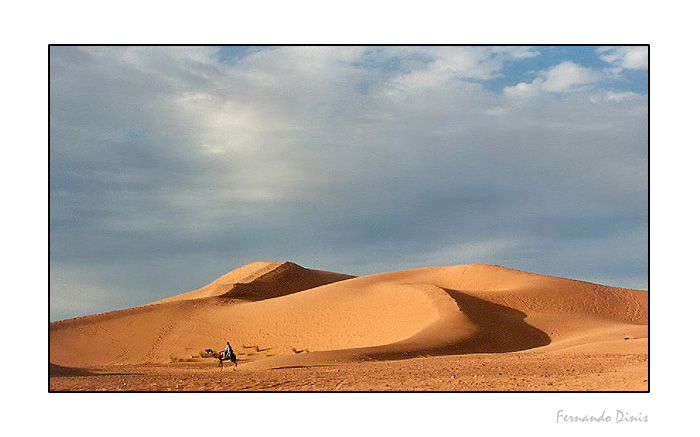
[49,261,648,391]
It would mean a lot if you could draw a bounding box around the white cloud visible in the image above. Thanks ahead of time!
[589,90,644,103]
[375,46,541,94]
[597,46,648,69]
[539,61,602,92]
[504,61,602,95]
[503,81,540,97]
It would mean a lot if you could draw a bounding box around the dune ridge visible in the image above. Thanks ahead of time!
[50,262,648,369]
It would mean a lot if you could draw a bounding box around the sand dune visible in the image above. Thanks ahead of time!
[151,261,355,303]
[50,262,648,372]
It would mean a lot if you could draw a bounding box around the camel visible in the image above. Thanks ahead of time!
[204,344,237,369]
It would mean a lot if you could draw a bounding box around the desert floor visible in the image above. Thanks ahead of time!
[50,349,647,392]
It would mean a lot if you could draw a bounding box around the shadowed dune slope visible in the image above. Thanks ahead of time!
[50,262,647,368]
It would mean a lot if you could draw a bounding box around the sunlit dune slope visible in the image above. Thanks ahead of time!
[50,262,647,368]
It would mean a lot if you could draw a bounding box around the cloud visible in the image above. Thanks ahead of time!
[589,90,644,103]
[597,46,648,70]
[375,46,540,92]
[538,61,602,92]
[50,46,648,320]
[504,61,602,95]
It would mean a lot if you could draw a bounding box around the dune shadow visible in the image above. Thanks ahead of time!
[217,266,355,302]
[50,363,136,377]
[365,289,550,361]
[441,289,551,353]
[49,363,98,377]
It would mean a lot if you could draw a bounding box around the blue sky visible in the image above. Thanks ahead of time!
[49,45,648,321]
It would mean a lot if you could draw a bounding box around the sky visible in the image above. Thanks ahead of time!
[49,45,648,321]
